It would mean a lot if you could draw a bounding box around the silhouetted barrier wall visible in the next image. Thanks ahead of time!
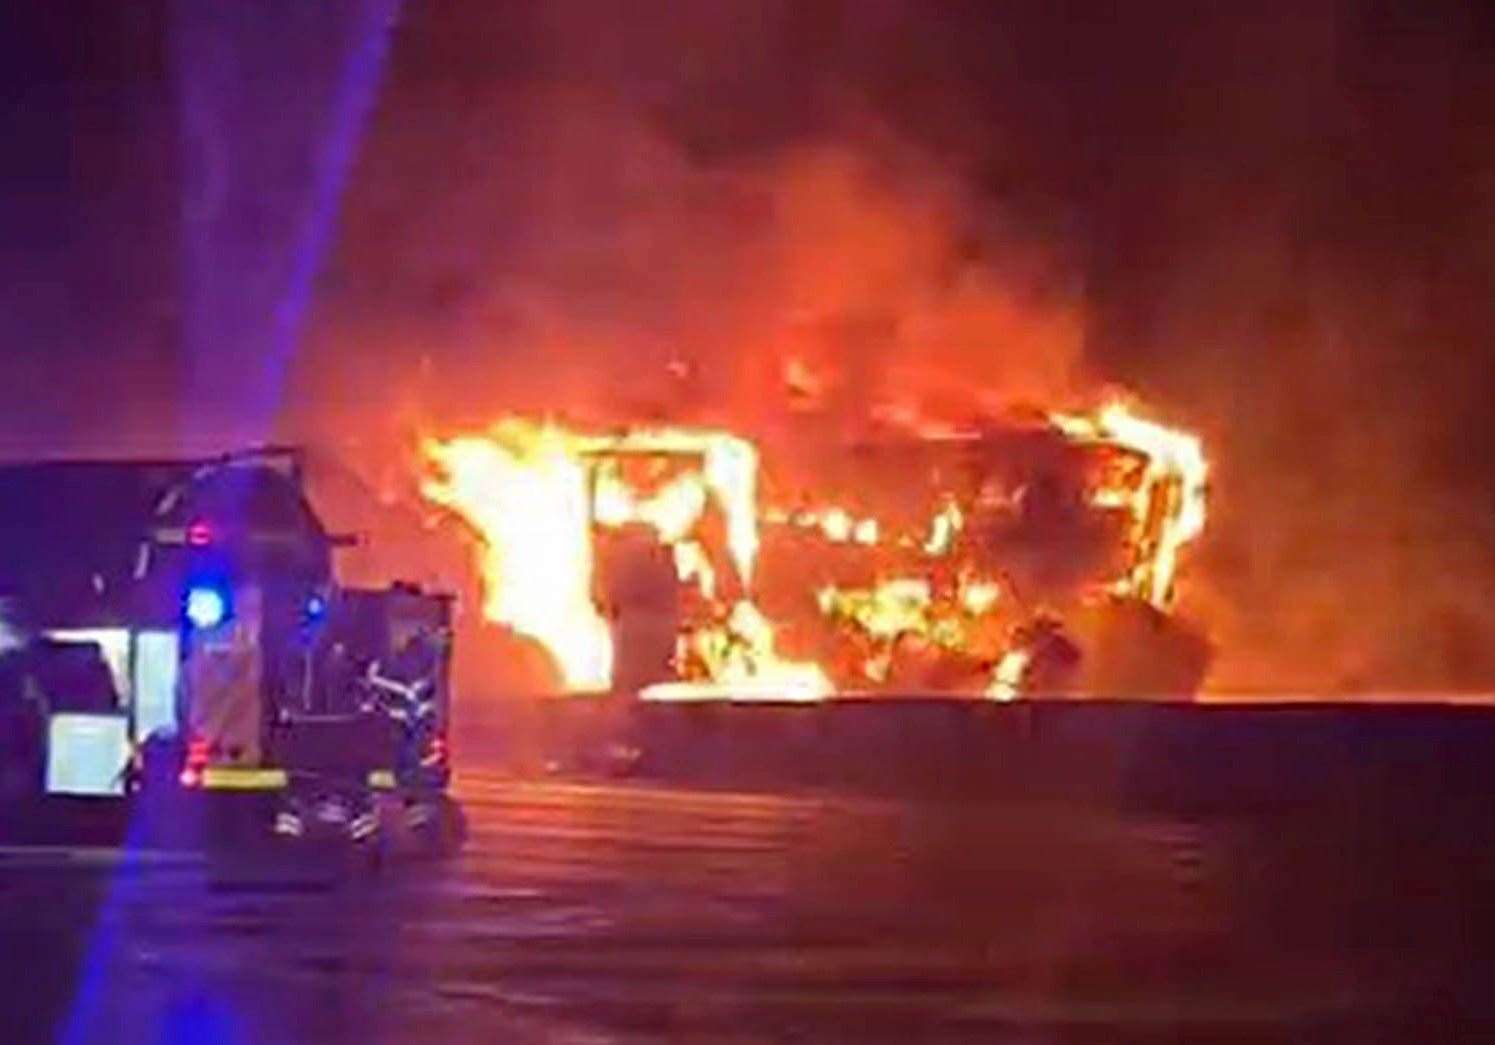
[456,696,1495,810]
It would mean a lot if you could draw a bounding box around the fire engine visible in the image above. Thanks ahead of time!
[0,447,460,853]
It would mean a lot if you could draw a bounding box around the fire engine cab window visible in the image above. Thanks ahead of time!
[132,630,179,742]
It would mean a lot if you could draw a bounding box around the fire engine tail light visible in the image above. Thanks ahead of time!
[185,520,214,547]
[179,737,211,788]
[421,734,449,769]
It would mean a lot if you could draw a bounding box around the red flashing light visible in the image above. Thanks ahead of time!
[421,734,449,768]
[186,521,214,547]
[181,737,210,788]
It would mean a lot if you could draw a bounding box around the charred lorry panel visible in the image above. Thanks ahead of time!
[594,523,684,695]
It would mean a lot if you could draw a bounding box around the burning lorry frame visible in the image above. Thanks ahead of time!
[421,399,1210,703]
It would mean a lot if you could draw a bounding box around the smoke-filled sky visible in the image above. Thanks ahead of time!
[4,0,1494,692]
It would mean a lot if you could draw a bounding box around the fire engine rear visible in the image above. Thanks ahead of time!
[0,448,460,853]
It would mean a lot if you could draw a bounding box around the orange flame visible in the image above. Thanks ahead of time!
[1049,401,1209,608]
[424,419,828,697]
[421,399,1206,701]
[422,421,612,690]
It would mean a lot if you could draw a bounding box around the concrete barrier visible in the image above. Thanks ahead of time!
[454,695,1495,811]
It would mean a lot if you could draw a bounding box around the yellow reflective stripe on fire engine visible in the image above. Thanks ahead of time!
[199,767,289,790]
[367,770,396,790]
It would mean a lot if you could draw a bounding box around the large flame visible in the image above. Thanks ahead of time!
[421,399,1206,700]
[423,419,830,698]
[422,421,612,689]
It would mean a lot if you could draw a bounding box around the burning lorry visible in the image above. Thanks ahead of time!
[422,401,1210,702]
[0,448,458,851]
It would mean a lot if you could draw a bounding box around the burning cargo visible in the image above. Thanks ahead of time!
[422,400,1210,702]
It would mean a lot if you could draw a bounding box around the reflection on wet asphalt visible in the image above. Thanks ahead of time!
[3,773,1490,1043]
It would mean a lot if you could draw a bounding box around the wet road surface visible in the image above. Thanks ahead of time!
[2,771,1491,1043]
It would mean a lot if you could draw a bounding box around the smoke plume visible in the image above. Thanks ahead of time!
[293,0,1495,695]
[9,1,1493,694]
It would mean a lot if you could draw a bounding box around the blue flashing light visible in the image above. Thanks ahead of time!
[185,586,229,630]
[305,593,328,621]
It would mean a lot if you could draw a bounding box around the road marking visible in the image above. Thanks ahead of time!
[0,845,204,868]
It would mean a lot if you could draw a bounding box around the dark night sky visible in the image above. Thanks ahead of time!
[2,0,1494,691]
